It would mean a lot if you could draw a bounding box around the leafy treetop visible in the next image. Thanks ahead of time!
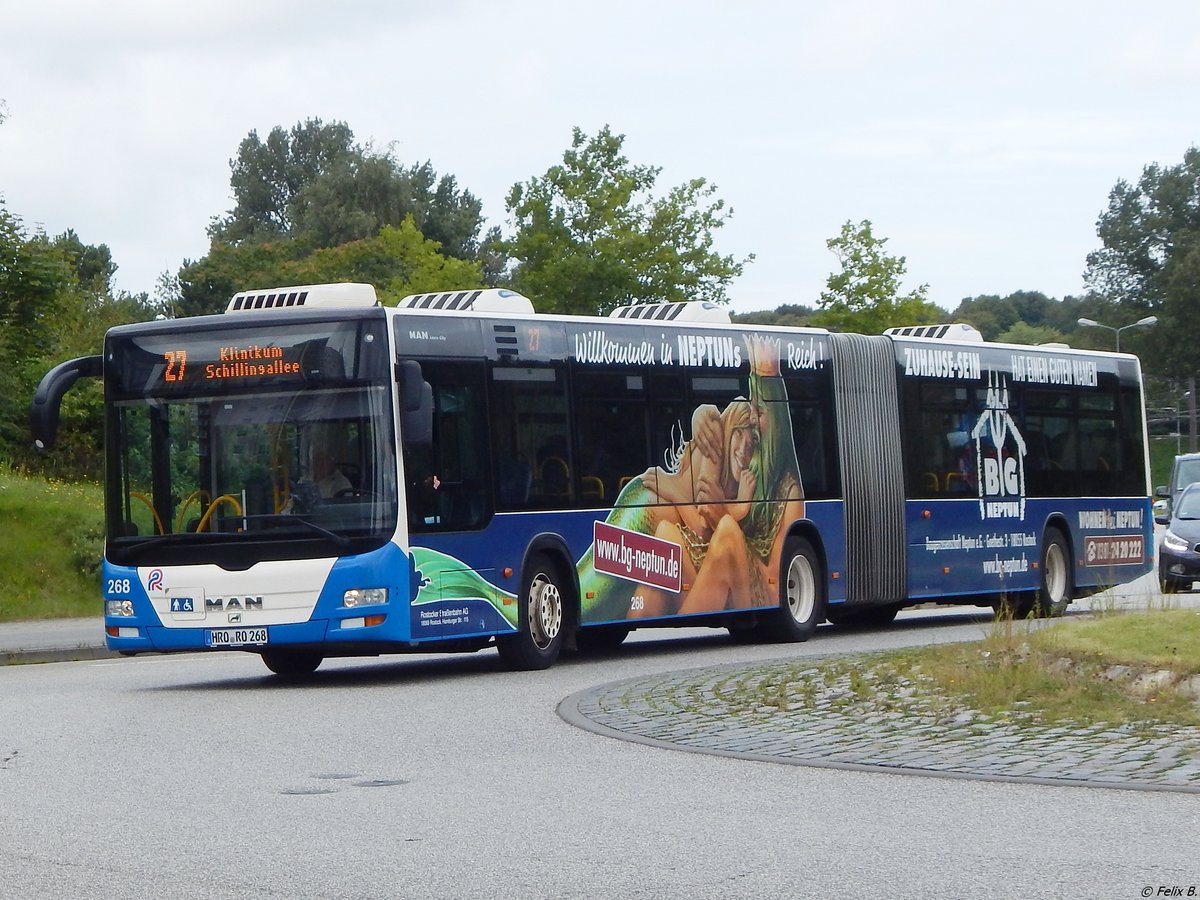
[501,125,751,315]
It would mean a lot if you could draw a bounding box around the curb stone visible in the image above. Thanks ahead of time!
[558,657,1200,794]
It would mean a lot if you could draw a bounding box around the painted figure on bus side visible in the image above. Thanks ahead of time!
[578,334,805,621]
[409,333,806,631]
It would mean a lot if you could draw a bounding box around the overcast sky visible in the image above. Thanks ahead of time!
[2,0,1199,315]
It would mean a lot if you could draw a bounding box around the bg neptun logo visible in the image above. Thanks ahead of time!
[973,372,1027,519]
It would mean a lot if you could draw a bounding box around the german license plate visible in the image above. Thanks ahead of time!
[206,627,268,647]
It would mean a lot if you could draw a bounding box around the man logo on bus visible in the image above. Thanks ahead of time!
[972,371,1026,520]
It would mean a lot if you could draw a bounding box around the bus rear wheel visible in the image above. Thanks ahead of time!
[998,528,1072,619]
[1027,527,1073,618]
[752,536,825,643]
[497,554,567,670]
[261,649,323,677]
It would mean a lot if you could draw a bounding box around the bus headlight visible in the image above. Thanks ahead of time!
[106,599,135,617]
[343,588,388,608]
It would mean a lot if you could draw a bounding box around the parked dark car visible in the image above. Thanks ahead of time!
[1159,483,1200,592]
[1155,451,1200,520]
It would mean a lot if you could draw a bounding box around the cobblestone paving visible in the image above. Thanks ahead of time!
[563,659,1200,793]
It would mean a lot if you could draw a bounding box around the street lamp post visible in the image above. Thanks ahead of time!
[1076,315,1159,352]
[1182,391,1193,455]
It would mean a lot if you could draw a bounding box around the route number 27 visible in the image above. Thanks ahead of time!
[163,350,188,382]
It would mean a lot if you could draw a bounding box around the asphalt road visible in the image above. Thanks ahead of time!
[1,589,1197,899]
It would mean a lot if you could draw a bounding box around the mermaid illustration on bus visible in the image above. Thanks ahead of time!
[577,333,806,621]
[406,333,806,650]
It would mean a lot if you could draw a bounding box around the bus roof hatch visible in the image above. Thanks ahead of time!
[396,289,536,314]
[884,323,984,342]
[609,301,731,324]
[226,282,379,313]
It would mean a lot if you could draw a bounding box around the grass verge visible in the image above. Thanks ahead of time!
[0,467,103,621]
[733,606,1200,732]
[919,607,1200,729]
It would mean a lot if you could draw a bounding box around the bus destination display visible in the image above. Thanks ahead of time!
[162,344,302,384]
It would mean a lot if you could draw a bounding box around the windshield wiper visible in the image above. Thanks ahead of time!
[116,531,226,554]
[117,516,354,552]
[242,513,353,549]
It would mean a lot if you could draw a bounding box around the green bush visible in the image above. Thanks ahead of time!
[0,467,104,621]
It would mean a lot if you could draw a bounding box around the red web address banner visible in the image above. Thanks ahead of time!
[592,521,682,593]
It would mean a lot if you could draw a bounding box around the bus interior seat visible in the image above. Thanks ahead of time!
[945,471,969,492]
[581,475,604,501]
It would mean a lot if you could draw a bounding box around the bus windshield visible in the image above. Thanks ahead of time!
[104,315,397,566]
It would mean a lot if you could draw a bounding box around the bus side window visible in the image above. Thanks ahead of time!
[573,369,651,507]
[489,363,571,510]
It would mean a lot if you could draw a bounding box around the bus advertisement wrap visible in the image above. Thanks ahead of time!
[31,282,1155,676]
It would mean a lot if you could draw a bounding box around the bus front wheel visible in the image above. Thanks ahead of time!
[497,555,567,670]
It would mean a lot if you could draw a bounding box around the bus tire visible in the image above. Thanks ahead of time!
[1035,527,1072,617]
[761,536,825,642]
[996,528,1073,619]
[496,554,567,670]
[261,649,323,677]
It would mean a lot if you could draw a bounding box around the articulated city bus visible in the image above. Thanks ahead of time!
[32,283,1153,675]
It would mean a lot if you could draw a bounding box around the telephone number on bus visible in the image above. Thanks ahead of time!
[1082,535,1145,567]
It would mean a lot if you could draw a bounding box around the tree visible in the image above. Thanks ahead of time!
[282,218,485,304]
[1085,147,1200,372]
[291,159,485,260]
[947,290,1094,342]
[946,293,1013,340]
[176,217,483,317]
[732,303,820,328]
[501,125,751,315]
[815,220,942,333]
[51,229,117,296]
[0,207,153,475]
[996,321,1066,346]
[211,119,357,243]
[210,119,486,263]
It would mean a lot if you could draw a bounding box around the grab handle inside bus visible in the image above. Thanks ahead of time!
[30,355,103,451]
[397,359,433,445]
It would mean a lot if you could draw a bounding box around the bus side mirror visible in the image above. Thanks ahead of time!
[30,355,103,451]
[397,360,433,446]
